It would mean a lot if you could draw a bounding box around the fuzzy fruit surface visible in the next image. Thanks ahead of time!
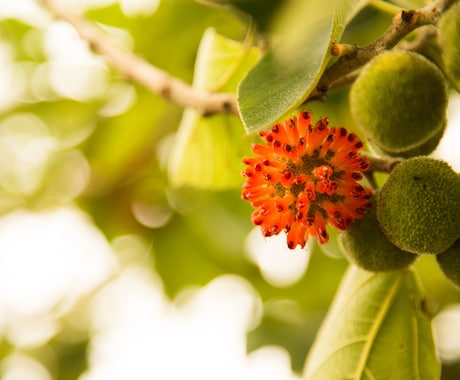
[350,51,447,153]
[377,157,460,255]
[437,239,460,288]
[377,120,445,159]
[339,196,417,272]
[438,2,460,92]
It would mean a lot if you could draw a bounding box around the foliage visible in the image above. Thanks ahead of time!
[0,0,460,379]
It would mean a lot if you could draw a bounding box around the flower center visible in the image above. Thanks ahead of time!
[241,111,373,249]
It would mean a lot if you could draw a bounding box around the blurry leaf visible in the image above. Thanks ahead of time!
[168,28,259,189]
[303,265,440,380]
[197,0,287,32]
[390,0,426,8]
[26,100,100,148]
[88,1,246,81]
[341,6,393,47]
[84,90,178,193]
[154,189,253,296]
[237,0,365,133]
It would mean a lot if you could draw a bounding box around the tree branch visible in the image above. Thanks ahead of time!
[40,0,239,116]
[308,0,450,100]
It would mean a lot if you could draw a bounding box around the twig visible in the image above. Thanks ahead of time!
[309,0,449,99]
[40,0,239,116]
[362,153,404,174]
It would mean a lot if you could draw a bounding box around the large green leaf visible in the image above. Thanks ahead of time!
[303,265,440,380]
[237,0,365,133]
[168,28,259,189]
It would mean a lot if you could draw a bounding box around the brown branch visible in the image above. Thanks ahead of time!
[308,0,449,100]
[40,0,239,116]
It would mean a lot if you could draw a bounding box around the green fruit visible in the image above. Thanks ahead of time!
[438,3,460,92]
[339,198,417,272]
[350,51,448,153]
[436,239,460,288]
[377,119,446,159]
[377,157,460,254]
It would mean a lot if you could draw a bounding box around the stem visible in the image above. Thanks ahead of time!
[40,0,454,117]
[363,153,404,174]
[40,0,239,116]
[308,0,447,100]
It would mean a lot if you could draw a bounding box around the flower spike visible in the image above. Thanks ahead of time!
[242,111,372,249]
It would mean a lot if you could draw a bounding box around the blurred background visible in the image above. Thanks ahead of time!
[0,0,460,379]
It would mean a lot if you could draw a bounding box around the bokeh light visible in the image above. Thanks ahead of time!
[433,304,460,363]
[434,92,460,171]
[0,207,116,347]
[245,228,312,288]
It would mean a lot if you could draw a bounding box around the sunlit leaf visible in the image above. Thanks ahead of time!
[197,0,288,32]
[168,28,259,189]
[390,0,426,8]
[303,265,440,380]
[237,0,365,133]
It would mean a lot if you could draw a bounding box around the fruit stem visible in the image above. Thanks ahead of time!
[308,0,447,101]
[362,153,404,174]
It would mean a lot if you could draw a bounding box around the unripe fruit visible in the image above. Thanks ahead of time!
[438,3,460,92]
[437,240,460,288]
[377,157,460,254]
[339,197,417,272]
[377,120,446,159]
[350,51,448,153]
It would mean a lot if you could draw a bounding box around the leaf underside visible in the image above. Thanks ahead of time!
[237,0,366,134]
[303,265,440,380]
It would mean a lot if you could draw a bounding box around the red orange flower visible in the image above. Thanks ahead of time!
[242,111,372,249]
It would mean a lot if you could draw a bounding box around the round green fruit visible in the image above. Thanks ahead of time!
[438,2,460,92]
[377,157,460,254]
[339,198,417,272]
[436,239,460,288]
[377,119,446,159]
[350,50,448,153]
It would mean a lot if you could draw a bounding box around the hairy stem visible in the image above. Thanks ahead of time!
[40,0,453,117]
[309,0,449,100]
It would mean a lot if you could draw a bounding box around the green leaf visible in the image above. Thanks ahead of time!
[168,28,259,189]
[197,0,288,32]
[303,265,440,380]
[237,0,365,133]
